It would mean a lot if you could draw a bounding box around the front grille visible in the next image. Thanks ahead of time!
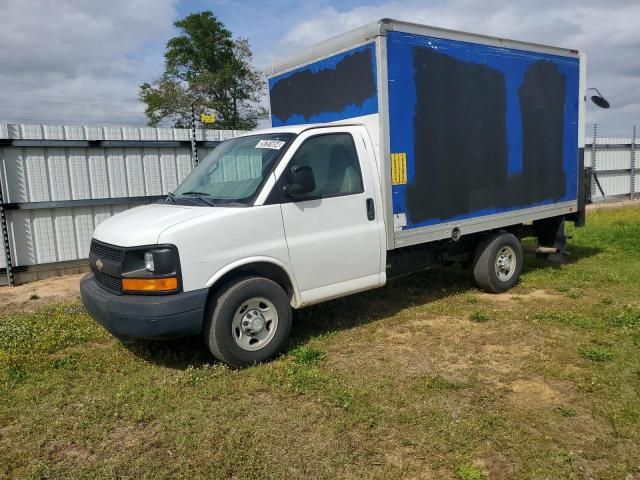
[90,240,124,293]
[90,240,124,263]
[91,267,122,293]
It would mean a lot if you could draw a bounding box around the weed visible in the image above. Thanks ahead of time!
[29,293,39,300]
[610,306,640,330]
[327,388,354,410]
[469,311,489,323]
[4,363,27,387]
[178,364,227,386]
[556,405,577,417]
[579,348,614,362]
[290,345,326,365]
[425,375,464,390]
[532,310,598,330]
[456,464,485,480]
[51,353,80,370]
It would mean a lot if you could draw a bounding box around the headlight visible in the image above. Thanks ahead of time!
[120,245,181,294]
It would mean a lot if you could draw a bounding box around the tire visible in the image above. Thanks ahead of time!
[204,276,291,368]
[473,232,523,293]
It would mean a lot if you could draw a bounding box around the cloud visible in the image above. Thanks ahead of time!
[279,0,640,135]
[0,0,178,125]
[0,0,637,135]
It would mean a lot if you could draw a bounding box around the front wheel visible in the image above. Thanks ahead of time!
[473,232,523,293]
[204,276,292,368]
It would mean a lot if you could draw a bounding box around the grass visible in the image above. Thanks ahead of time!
[1,204,640,479]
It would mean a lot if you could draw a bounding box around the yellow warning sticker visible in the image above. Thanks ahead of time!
[391,152,407,185]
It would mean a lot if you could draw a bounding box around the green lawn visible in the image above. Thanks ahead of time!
[1,205,639,479]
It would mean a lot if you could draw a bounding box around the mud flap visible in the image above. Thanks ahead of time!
[534,216,568,262]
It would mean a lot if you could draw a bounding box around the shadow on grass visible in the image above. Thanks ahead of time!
[123,242,601,369]
[122,336,212,370]
[520,243,602,274]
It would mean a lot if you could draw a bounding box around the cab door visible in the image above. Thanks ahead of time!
[275,127,383,305]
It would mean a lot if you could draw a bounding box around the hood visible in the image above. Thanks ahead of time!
[92,203,216,247]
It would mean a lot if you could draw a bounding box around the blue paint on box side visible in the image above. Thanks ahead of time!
[269,43,378,127]
[387,31,580,230]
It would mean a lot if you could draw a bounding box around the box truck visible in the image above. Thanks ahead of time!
[81,19,589,367]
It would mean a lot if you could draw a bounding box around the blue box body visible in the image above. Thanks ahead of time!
[268,30,580,232]
[268,43,378,127]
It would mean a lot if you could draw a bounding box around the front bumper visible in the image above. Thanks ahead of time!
[80,273,208,339]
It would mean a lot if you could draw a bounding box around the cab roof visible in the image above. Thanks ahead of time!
[236,123,362,138]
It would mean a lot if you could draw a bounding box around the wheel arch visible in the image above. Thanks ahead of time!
[205,257,302,308]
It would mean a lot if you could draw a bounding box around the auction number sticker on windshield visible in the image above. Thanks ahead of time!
[255,139,286,150]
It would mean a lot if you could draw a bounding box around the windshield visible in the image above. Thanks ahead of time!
[173,133,294,205]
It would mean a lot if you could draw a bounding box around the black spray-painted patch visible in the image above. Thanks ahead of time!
[518,60,566,204]
[270,48,376,124]
[406,48,567,223]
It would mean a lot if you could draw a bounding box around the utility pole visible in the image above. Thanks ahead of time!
[632,126,636,200]
[0,178,14,287]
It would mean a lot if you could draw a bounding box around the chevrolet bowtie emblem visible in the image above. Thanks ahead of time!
[95,258,104,271]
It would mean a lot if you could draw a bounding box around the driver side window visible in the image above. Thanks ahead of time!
[287,133,364,201]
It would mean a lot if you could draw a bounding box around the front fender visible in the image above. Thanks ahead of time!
[205,256,303,308]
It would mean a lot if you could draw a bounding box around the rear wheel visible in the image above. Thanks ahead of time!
[204,276,291,368]
[473,232,523,293]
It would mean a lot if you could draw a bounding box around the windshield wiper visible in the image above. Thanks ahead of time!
[181,191,210,196]
[178,191,216,206]
[165,191,176,204]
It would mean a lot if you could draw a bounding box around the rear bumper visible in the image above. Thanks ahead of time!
[80,273,207,339]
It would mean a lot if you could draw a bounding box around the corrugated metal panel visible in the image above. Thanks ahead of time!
[587,133,636,200]
[593,172,630,199]
[0,125,248,204]
[592,147,630,171]
[0,123,248,273]
[4,204,160,266]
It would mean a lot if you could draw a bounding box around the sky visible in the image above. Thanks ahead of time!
[0,0,638,135]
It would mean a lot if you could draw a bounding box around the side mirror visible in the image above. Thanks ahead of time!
[284,165,315,197]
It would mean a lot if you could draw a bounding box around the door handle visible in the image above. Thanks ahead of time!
[366,198,375,221]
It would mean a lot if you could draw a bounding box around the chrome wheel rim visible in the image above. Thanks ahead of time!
[231,297,278,351]
[495,246,516,281]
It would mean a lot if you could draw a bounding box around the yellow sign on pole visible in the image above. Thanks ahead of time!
[200,113,216,124]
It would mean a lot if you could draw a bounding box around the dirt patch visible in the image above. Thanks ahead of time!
[508,378,567,408]
[476,289,561,303]
[0,274,84,313]
[474,449,515,479]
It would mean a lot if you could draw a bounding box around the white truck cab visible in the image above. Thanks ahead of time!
[81,19,588,367]
[82,125,388,366]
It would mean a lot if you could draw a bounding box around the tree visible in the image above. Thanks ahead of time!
[139,11,266,130]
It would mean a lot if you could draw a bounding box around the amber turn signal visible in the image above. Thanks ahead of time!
[122,277,178,292]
